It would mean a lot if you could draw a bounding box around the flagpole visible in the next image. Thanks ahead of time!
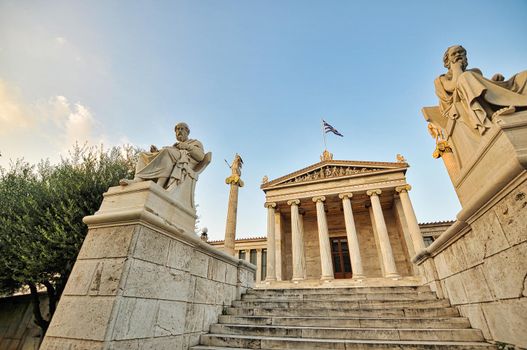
[321,119,327,150]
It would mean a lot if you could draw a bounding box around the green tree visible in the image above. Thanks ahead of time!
[0,145,136,334]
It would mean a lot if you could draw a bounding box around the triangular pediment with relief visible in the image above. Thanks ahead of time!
[261,160,408,190]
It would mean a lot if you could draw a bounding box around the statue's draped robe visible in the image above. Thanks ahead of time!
[435,70,527,134]
[135,139,204,187]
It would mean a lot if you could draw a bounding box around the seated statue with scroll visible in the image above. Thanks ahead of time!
[120,122,211,208]
[435,45,527,136]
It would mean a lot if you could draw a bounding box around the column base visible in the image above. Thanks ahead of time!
[352,275,366,281]
[384,273,401,279]
[320,275,334,281]
[291,277,305,282]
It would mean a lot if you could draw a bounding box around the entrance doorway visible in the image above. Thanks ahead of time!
[331,237,353,278]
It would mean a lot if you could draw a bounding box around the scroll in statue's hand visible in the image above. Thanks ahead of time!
[176,142,189,150]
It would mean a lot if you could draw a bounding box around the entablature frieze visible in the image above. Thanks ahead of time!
[264,179,408,205]
[261,159,409,191]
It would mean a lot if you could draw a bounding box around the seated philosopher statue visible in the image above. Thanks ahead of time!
[120,122,210,207]
[435,45,527,135]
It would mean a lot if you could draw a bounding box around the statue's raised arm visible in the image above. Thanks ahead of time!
[435,45,527,136]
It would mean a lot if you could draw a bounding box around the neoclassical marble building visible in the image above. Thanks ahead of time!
[211,152,452,286]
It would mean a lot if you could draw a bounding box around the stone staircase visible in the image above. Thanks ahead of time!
[192,285,496,349]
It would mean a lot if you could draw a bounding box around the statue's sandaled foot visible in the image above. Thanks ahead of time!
[493,106,516,120]
[119,178,141,186]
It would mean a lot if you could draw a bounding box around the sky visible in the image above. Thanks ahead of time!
[1,1,526,241]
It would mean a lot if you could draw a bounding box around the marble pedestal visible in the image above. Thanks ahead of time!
[41,181,255,350]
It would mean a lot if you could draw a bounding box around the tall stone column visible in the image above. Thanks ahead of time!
[265,202,277,281]
[256,249,262,283]
[368,205,385,276]
[288,199,306,281]
[395,185,426,253]
[274,212,283,281]
[339,193,365,279]
[224,158,244,256]
[298,211,307,279]
[312,196,334,281]
[367,189,400,278]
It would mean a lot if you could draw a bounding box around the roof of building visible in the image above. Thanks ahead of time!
[261,159,409,190]
[209,236,267,244]
[419,220,455,226]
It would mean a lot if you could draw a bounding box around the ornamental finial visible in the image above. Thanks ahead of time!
[320,149,333,161]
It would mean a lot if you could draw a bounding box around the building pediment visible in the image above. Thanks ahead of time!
[261,160,408,191]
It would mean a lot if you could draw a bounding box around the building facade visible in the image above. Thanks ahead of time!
[210,154,454,286]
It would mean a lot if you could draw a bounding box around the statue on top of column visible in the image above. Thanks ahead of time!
[434,45,527,136]
[225,153,244,187]
[120,122,211,208]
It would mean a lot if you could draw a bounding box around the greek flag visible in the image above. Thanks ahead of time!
[323,120,343,137]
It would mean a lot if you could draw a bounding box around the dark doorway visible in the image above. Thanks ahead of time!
[331,237,353,278]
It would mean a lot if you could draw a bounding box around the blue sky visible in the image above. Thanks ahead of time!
[1,1,526,240]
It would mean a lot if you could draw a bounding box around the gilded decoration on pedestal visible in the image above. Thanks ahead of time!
[432,140,453,159]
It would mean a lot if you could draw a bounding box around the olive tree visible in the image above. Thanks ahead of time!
[0,145,136,334]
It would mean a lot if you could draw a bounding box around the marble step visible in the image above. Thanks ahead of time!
[247,285,430,295]
[197,334,496,349]
[226,305,460,317]
[231,298,450,309]
[209,324,484,342]
[218,315,471,329]
[242,291,438,301]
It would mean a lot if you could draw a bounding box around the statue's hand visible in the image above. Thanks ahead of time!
[176,142,189,150]
[150,145,159,152]
[492,73,505,82]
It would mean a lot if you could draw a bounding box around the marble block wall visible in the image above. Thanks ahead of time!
[420,176,527,348]
[41,217,255,349]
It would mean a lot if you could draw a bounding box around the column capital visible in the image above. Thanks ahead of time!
[338,193,353,200]
[287,199,300,206]
[312,196,326,203]
[395,184,412,193]
[264,202,277,209]
[366,189,382,197]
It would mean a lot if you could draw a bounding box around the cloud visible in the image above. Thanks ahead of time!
[0,80,33,131]
[0,80,111,167]
[55,36,67,46]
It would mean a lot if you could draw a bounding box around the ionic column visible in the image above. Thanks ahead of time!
[339,193,365,279]
[395,185,426,253]
[256,249,262,283]
[274,212,283,281]
[224,156,244,256]
[288,199,305,281]
[312,196,334,281]
[264,202,277,281]
[367,189,400,278]
[298,211,307,279]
